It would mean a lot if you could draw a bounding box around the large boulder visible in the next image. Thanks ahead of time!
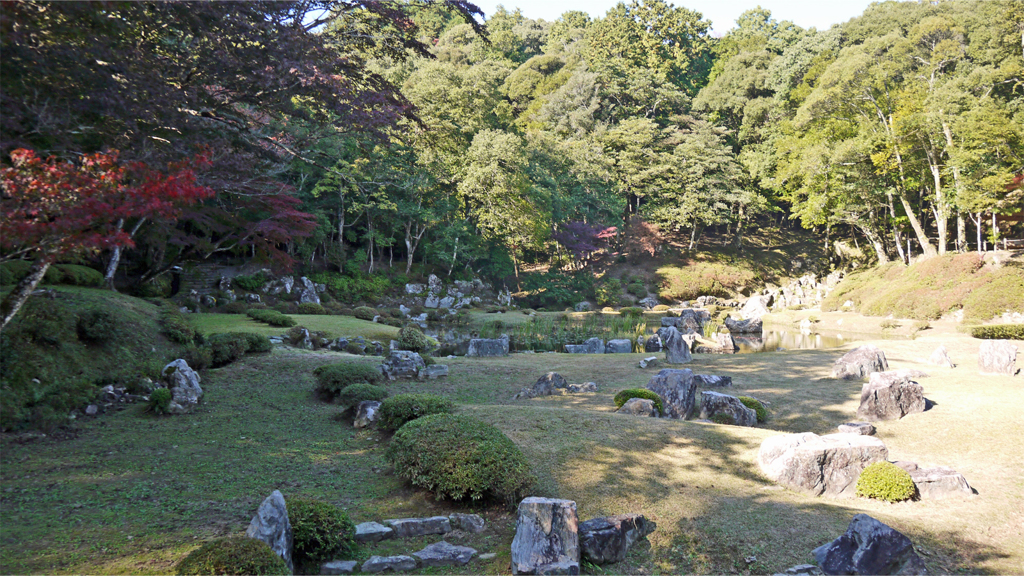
[662,327,692,365]
[511,497,580,575]
[715,331,737,352]
[565,337,605,354]
[856,372,925,422]
[579,514,656,565]
[161,359,203,414]
[646,369,697,420]
[832,345,889,380]
[644,334,663,352]
[725,316,763,334]
[927,345,955,368]
[757,433,888,497]
[893,462,973,500]
[520,372,569,398]
[978,340,1018,376]
[812,514,927,575]
[245,490,293,573]
[699,391,756,426]
[661,316,701,334]
[467,335,509,357]
[296,276,320,304]
[605,339,633,354]
[740,295,770,320]
[381,350,425,380]
[616,398,659,418]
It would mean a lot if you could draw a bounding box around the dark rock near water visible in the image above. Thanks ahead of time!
[565,337,605,354]
[644,334,663,352]
[725,316,763,334]
[605,339,633,353]
[812,514,927,575]
[468,335,510,357]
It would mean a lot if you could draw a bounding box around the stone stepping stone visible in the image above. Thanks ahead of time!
[412,541,477,567]
[384,516,451,538]
[320,560,358,575]
[361,555,417,574]
[354,521,393,543]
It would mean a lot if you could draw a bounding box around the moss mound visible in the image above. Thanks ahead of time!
[378,393,455,432]
[856,461,916,503]
[288,498,357,570]
[737,396,767,423]
[175,536,288,575]
[613,389,664,414]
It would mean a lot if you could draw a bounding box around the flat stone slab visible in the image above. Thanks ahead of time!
[412,541,477,567]
[894,461,974,499]
[384,516,451,538]
[361,555,418,573]
[758,433,888,497]
[321,560,358,575]
[355,521,394,543]
[694,374,732,387]
[837,422,876,436]
[449,513,486,533]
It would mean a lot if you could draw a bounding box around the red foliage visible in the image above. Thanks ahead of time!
[624,216,662,261]
[0,149,214,263]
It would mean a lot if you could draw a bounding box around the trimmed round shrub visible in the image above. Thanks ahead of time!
[353,306,378,321]
[737,396,767,423]
[385,413,535,506]
[247,308,296,328]
[313,363,383,401]
[619,306,644,318]
[208,333,249,366]
[613,389,664,414]
[288,498,357,570]
[242,333,272,354]
[856,461,916,503]
[397,325,432,352]
[148,388,172,414]
[378,393,455,432]
[175,536,288,576]
[297,302,327,315]
[76,309,119,344]
[337,383,387,409]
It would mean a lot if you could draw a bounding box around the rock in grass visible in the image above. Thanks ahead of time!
[384,516,451,538]
[645,369,696,419]
[418,364,449,379]
[361,555,418,573]
[758,433,888,497]
[927,345,955,368]
[353,401,381,429]
[567,382,598,393]
[892,462,973,499]
[449,513,486,533]
[699,391,756,426]
[661,327,692,365]
[978,340,1018,376]
[161,359,203,414]
[616,398,659,417]
[381,350,424,380]
[837,422,876,436]
[467,335,510,357]
[511,497,580,575]
[856,372,925,422]
[245,490,293,573]
[812,514,927,575]
[565,337,605,354]
[831,345,889,380]
[639,356,659,369]
[320,560,358,574]
[605,339,633,353]
[579,514,656,565]
[694,374,732,387]
[354,521,394,543]
[412,541,477,567]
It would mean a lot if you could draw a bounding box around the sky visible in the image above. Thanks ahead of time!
[470,0,883,35]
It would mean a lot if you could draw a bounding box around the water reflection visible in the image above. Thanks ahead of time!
[735,329,903,353]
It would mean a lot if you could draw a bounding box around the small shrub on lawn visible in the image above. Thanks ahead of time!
[595,278,622,306]
[619,306,644,318]
[76,309,119,344]
[288,498,357,570]
[182,345,212,371]
[147,388,172,414]
[613,389,664,414]
[378,393,455,432]
[175,536,288,576]
[345,342,365,355]
[242,333,272,354]
[627,282,647,297]
[601,306,616,313]
[652,304,670,311]
[397,325,433,352]
[246,309,296,328]
[159,308,196,345]
[385,413,535,507]
[738,396,767,423]
[618,295,634,307]
[856,461,916,502]
[296,302,327,315]
[208,333,250,366]
[337,383,387,409]
[970,324,1024,340]
[313,363,383,401]
[353,306,378,321]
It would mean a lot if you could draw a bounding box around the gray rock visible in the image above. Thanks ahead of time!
[725,316,763,334]
[245,490,293,572]
[354,401,381,429]
[662,326,692,365]
[837,422,876,435]
[406,283,426,295]
[644,334,663,352]
[638,296,660,309]
[413,541,477,567]
[418,364,449,379]
[574,301,591,312]
[200,294,217,308]
[646,368,696,419]
[893,462,973,499]
[424,295,440,308]
[355,521,394,543]
[616,398,659,417]
[449,513,486,533]
[740,296,771,320]
[439,296,456,309]
[245,293,261,303]
[85,404,99,416]
[479,553,497,561]
[567,382,598,393]
[927,346,955,368]
[699,391,756,426]
[467,335,510,357]
[978,340,1018,376]
[361,555,418,573]
[511,497,580,576]
[427,274,442,295]
[297,276,321,304]
[579,514,656,565]
[774,564,823,576]
[161,359,203,414]
[812,514,927,575]
[384,516,451,538]
[832,345,889,380]
[856,372,925,422]
[694,374,732,387]
[523,372,569,398]
[758,433,888,497]
[715,331,737,352]
[381,350,426,380]
[661,315,701,334]
[565,337,605,354]
[639,356,659,369]
[605,339,633,354]
[321,560,358,575]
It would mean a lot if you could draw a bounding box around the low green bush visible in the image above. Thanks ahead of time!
[652,304,669,311]
[232,271,270,292]
[345,342,365,355]
[378,393,455,432]
[856,461,916,502]
[246,308,296,328]
[737,396,767,423]
[220,302,248,314]
[419,353,435,366]
[136,276,172,298]
[242,333,272,354]
[159,308,196,345]
[627,282,647,297]
[971,324,1024,340]
[208,333,250,367]
[308,271,392,303]
[0,260,32,285]
[313,363,383,401]
[619,306,644,318]
[337,383,387,409]
[288,498,357,570]
[76,309,119,344]
[617,295,633,307]
[175,536,288,576]
[57,264,105,287]
[353,306,378,321]
[296,302,327,315]
[182,345,212,371]
[385,413,535,507]
[397,325,432,352]
[880,319,900,330]
[147,388,172,414]
[595,278,622,307]
[613,389,664,414]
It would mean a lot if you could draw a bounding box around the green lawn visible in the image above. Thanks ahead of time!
[190,313,400,342]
